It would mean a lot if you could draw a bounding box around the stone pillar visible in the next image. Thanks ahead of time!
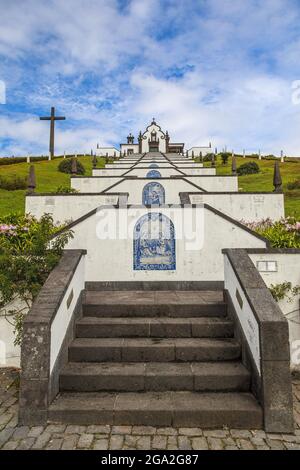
[232,153,237,175]
[71,157,77,175]
[259,150,262,160]
[273,161,282,192]
[26,155,30,163]
[199,151,203,163]
[92,154,97,168]
[192,150,194,158]
[48,151,51,161]
[281,150,284,163]
[27,165,36,193]
[243,149,246,159]
[211,150,216,167]
[63,151,66,159]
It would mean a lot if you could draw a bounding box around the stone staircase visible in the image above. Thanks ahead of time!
[48,289,263,428]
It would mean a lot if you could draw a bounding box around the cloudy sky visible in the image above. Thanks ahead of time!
[0,0,300,156]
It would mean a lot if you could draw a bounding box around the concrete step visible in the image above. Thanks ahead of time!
[75,317,234,338]
[48,391,263,428]
[60,361,250,392]
[68,338,240,362]
[82,291,226,318]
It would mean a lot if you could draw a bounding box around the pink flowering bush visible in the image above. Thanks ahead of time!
[241,217,300,248]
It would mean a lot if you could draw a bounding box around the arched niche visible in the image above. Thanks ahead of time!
[142,181,165,206]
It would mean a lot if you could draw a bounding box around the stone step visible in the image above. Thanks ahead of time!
[60,361,250,392]
[82,291,226,318]
[68,338,240,362]
[48,391,263,428]
[75,317,234,338]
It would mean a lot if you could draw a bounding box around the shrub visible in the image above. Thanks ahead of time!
[237,161,260,176]
[0,213,73,345]
[220,152,230,164]
[242,217,300,248]
[55,186,79,194]
[0,175,27,190]
[203,153,216,162]
[287,179,300,190]
[57,158,85,175]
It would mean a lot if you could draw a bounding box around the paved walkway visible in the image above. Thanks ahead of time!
[0,368,300,450]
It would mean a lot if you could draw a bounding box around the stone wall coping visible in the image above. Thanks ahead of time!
[223,249,287,328]
[246,248,300,254]
[180,191,284,196]
[25,250,86,325]
[25,192,129,198]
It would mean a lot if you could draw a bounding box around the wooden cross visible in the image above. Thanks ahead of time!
[40,107,66,159]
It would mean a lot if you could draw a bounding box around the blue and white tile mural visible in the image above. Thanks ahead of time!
[146,170,161,178]
[149,163,159,168]
[133,213,176,271]
[142,182,165,205]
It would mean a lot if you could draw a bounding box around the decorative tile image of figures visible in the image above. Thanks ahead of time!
[149,163,159,168]
[142,182,165,206]
[146,170,161,178]
[133,213,176,270]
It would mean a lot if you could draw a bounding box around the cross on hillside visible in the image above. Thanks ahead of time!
[40,107,66,159]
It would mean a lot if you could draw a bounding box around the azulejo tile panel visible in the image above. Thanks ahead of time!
[133,212,176,271]
[142,182,165,206]
[146,170,161,178]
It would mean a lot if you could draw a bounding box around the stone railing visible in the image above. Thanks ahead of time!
[19,249,86,425]
[223,248,294,433]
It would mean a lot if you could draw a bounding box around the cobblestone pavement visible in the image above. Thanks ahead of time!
[0,368,300,451]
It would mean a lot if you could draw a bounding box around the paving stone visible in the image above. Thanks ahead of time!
[152,435,167,449]
[281,434,298,442]
[17,437,35,450]
[237,438,255,450]
[32,431,51,449]
[207,437,224,450]
[284,442,300,450]
[112,425,132,434]
[136,435,151,450]
[251,437,267,446]
[192,437,208,450]
[179,427,202,436]
[28,426,44,438]
[77,433,94,449]
[167,436,178,447]
[93,439,109,450]
[46,438,63,450]
[132,426,156,435]
[45,424,66,434]
[2,440,18,450]
[204,429,228,438]
[178,435,192,449]
[0,413,13,427]
[65,425,87,434]
[87,425,110,434]
[266,433,283,440]
[0,427,14,447]
[61,434,79,450]
[156,427,177,436]
[12,426,30,440]
[225,445,239,450]
[251,430,266,438]
[266,439,285,450]
[110,435,124,450]
[231,429,252,438]
[124,435,138,448]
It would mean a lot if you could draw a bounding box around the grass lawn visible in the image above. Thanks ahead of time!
[0,156,105,216]
[0,155,299,218]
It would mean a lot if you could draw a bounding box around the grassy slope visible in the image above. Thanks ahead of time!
[0,155,299,218]
[0,156,105,216]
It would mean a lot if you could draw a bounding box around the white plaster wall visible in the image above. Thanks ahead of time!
[189,193,284,222]
[187,147,212,157]
[71,177,123,193]
[125,168,182,178]
[185,176,238,192]
[182,168,216,176]
[224,256,261,374]
[105,179,204,204]
[105,164,133,169]
[26,194,119,223]
[120,144,139,154]
[50,255,85,373]
[249,253,300,367]
[92,169,129,177]
[96,147,120,157]
[64,206,266,283]
[141,124,167,153]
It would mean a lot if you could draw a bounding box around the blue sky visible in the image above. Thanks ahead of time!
[1,0,300,156]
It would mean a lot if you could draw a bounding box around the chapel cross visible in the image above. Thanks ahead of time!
[40,107,66,159]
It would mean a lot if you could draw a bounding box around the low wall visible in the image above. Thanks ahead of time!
[248,250,300,370]
[19,250,86,425]
[63,205,267,283]
[71,176,124,193]
[186,192,284,222]
[223,249,293,433]
[25,193,126,223]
